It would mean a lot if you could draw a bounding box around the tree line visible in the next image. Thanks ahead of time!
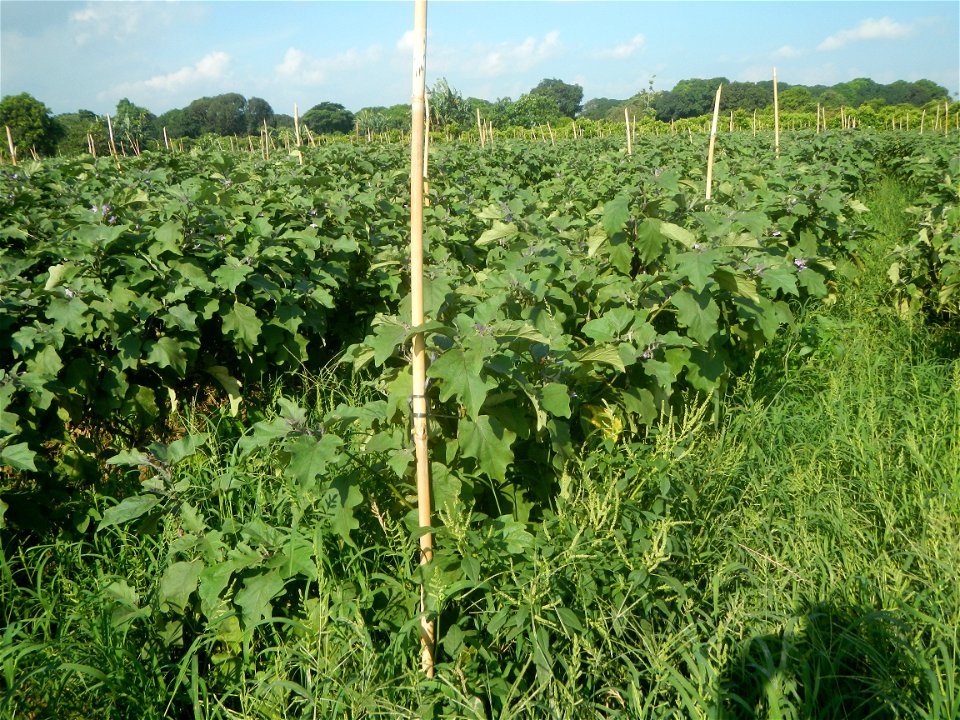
[0,75,952,157]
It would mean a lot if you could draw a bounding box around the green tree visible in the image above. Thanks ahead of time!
[654,78,728,121]
[55,110,108,155]
[302,102,355,134]
[244,97,274,135]
[779,87,816,113]
[505,93,562,127]
[156,108,198,138]
[529,78,583,118]
[114,98,156,150]
[428,78,469,129]
[580,98,623,120]
[0,92,63,155]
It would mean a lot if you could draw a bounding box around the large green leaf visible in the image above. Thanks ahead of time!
[159,560,203,613]
[0,442,37,472]
[98,495,161,530]
[145,336,188,376]
[222,301,262,351]
[672,288,720,345]
[235,570,285,625]
[427,345,496,420]
[459,415,516,481]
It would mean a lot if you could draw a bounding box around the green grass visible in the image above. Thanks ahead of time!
[2,176,957,718]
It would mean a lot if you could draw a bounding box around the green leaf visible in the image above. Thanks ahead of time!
[0,442,37,471]
[366,320,409,367]
[477,222,519,246]
[106,448,152,466]
[222,301,262,351]
[166,433,209,466]
[159,560,203,613]
[325,476,363,543]
[44,263,72,291]
[635,218,667,264]
[459,415,516,481]
[540,383,571,418]
[601,194,630,239]
[163,304,198,331]
[235,570,285,625]
[98,495,161,530]
[758,265,799,297]
[153,220,183,255]
[660,222,696,249]
[212,258,253,292]
[427,346,496,420]
[571,345,626,372]
[672,289,720,345]
[284,433,344,487]
[145,336,188,375]
[430,461,462,516]
[45,297,88,334]
[675,250,717,292]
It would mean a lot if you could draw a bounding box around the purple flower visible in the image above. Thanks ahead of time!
[794,258,808,271]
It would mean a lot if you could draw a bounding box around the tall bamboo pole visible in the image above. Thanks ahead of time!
[5,126,16,166]
[945,101,950,137]
[294,103,304,165]
[476,107,485,147]
[705,84,722,201]
[408,0,435,679]
[772,67,780,156]
[106,114,118,157]
[624,107,632,155]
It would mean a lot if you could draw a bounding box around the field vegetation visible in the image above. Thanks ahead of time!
[1,124,958,717]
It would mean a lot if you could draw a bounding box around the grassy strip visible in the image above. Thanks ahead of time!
[1,176,957,718]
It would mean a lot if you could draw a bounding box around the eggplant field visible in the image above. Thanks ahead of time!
[2,128,958,718]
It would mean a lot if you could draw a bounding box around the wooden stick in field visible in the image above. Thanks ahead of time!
[945,101,950,136]
[408,0,435,679]
[625,107,632,155]
[293,104,304,165]
[105,114,118,157]
[476,107,485,147]
[705,83,722,201]
[5,126,16,166]
[772,68,780,156]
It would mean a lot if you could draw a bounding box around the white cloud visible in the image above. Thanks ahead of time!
[473,31,561,78]
[275,46,384,86]
[597,34,646,60]
[818,17,912,51]
[774,45,803,59]
[108,52,232,96]
[69,1,181,45]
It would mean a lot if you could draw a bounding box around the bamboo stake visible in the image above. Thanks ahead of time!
[163,127,170,151]
[772,68,780,156]
[476,107,485,147]
[729,110,734,133]
[5,126,16,165]
[705,84,722,201]
[945,101,950,136]
[625,107,632,155]
[294,104,304,165]
[752,109,757,137]
[105,115,118,157]
[408,0,435,679]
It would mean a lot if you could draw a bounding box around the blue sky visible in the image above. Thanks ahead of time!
[1,1,957,116]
